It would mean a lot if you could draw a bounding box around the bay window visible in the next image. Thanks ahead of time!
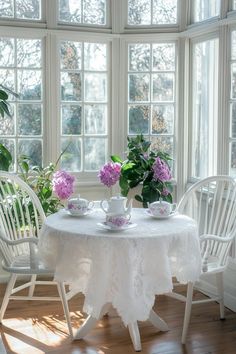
[191,0,220,23]
[0,0,41,20]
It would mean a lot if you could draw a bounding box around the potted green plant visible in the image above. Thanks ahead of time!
[98,134,173,208]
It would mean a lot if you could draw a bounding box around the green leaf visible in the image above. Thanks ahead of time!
[20,161,29,173]
[0,143,12,171]
[111,155,123,163]
[0,90,8,100]
[135,195,143,203]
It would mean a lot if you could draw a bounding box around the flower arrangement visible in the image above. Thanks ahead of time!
[52,170,75,200]
[98,134,173,208]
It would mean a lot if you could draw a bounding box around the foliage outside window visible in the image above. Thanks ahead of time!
[128,42,176,171]
[191,0,220,23]
[191,38,219,178]
[59,0,107,25]
[128,0,177,25]
[0,37,43,170]
[0,0,41,20]
[60,40,108,172]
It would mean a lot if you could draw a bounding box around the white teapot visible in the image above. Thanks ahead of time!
[68,195,94,215]
[100,195,132,216]
[148,200,177,217]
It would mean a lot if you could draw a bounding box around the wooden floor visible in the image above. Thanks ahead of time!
[0,282,236,354]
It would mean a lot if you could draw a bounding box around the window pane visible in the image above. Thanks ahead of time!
[192,0,220,23]
[61,72,82,101]
[61,104,82,135]
[0,38,14,66]
[231,103,236,139]
[16,0,40,19]
[234,0,236,10]
[59,0,106,25]
[61,138,82,172]
[191,38,219,178]
[128,0,151,25]
[83,0,106,25]
[61,41,82,70]
[18,104,42,135]
[17,39,41,68]
[59,0,82,23]
[0,0,13,17]
[84,73,107,101]
[18,70,42,100]
[231,63,236,99]
[152,73,174,102]
[153,0,177,24]
[230,142,236,177]
[0,69,15,98]
[129,74,150,102]
[85,104,107,134]
[151,136,173,156]
[128,105,150,134]
[152,105,174,134]
[152,43,175,71]
[0,113,15,135]
[129,44,150,71]
[84,43,107,71]
[19,139,42,167]
[84,137,107,171]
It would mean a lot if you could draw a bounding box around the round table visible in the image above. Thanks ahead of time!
[38,208,202,351]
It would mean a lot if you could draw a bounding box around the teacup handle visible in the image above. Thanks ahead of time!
[171,203,177,213]
[88,201,94,209]
[100,200,108,213]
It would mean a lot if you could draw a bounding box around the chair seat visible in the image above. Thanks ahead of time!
[2,254,54,275]
[201,255,226,275]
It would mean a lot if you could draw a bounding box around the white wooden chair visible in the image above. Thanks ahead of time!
[0,171,73,336]
[170,176,236,344]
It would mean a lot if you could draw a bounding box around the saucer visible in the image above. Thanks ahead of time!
[145,209,177,219]
[97,222,137,231]
[62,208,94,217]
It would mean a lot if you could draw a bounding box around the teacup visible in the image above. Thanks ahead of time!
[68,195,94,216]
[148,201,177,217]
[106,213,131,229]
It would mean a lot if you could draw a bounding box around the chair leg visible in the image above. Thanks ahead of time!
[181,282,194,345]
[216,272,225,319]
[28,274,37,297]
[0,274,17,323]
[57,282,73,337]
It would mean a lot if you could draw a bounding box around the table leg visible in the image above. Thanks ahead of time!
[149,309,169,332]
[128,322,142,352]
[73,315,98,340]
[73,303,110,340]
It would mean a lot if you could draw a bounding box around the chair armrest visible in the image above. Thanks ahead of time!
[0,232,38,246]
[200,234,234,244]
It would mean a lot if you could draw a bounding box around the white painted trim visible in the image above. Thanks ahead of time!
[196,277,236,313]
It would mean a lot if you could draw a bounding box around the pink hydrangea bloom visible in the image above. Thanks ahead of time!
[52,170,75,199]
[152,157,171,182]
[98,162,121,187]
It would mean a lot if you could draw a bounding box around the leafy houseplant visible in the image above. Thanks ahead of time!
[99,134,173,208]
[0,84,18,171]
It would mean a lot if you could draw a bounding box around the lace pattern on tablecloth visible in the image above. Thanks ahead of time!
[39,211,201,325]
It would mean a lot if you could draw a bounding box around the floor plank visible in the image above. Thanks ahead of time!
[0,282,235,353]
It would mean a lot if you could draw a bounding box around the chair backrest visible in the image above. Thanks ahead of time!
[0,171,46,266]
[178,176,236,265]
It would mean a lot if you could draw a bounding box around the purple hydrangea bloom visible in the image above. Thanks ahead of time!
[52,170,75,199]
[98,162,121,188]
[152,157,171,182]
[162,187,170,196]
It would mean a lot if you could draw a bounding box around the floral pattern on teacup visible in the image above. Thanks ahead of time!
[106,215,129,228]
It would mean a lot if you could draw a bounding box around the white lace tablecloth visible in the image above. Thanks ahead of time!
[38,208,201,325]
